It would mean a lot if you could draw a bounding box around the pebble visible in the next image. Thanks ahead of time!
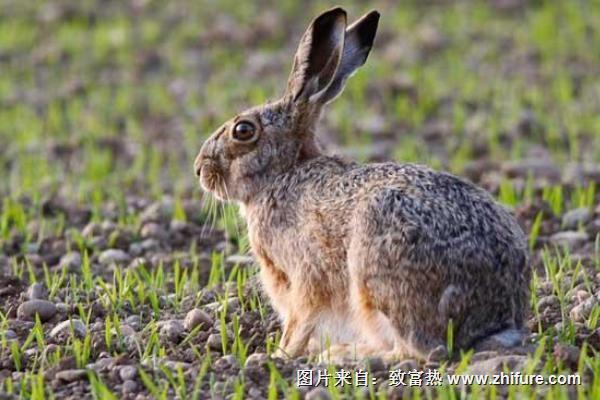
[553,343,580,366]
[82,222,101,237]
[562,208,591,230]
[468,355,527,375]
[225,254,255,267]
[119,365,137,381]
[247,387,262,398]
[244,352,269,368]
[139,239,160,252]
[392,359,418,371]
[26,283,47,300]
[120,324,137,337]
[362,356,386,371]
[25,243,40,254]
[55,303,70,314]
[570,295,598,322]
[17,300,57,322]
[159,320,184,342]
[206,333,223,351]
[169,219,187,232]
[549,231,589,249]
[125,315,142,331]
[50,319,86,338]
[305,387,332,400]
[99,249,131,266]
[59,251,82,271]
[122,379,138,393]
[140,222,167,239]
[56,369,88,382]
[427,345,448,363]
[4,329,17,340]
[537,295,559,311]
[470,351,499,362]
[184,308,213,331]
[501,159,561,181]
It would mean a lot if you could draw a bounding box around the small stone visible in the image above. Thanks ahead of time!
[140,239,160,252]
[207,333,223,352]
[470,351,499,362]
[169,219,187,232]
[26,283,47,300]
[213,356,232,371]
[393,359,418,372]
[140,222,167,239]
[244,352,269,368]
[427,345,448,363]
[99,249,131,266]
[468,355,528,375]
[363,356,386,371]
[17,300,57,322]
[120,324,136,337]
[50,319,86,338]
[59,251,82,272]
[305,387,332,400]
[82,222,101,237]
[550,231,589,249]
[163,360,191,371]
[4,329,17,340]
[573,290,591,304]
[55,303,70,314]
[119,365,137,381]
[125,315,142,331]
[55,369,87,382]
[502,159,561,181]
[159,320,184,342]
[128,257,147,268]
[562,208,591,230]
[537,295,559,311]
[25,243,40,254]
[184,308,213,331]
[122,379,138,393]
[225,254,255,267]
[570,295,598,322]
[248,387,262,398]
[553,343,580,366]
[221,355,238,368]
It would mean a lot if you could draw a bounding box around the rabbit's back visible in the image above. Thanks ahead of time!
[335,161,529,347]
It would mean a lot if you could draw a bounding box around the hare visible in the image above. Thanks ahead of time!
[194,7,530,362]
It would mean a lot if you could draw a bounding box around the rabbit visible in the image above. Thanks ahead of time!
[194,7,530,362]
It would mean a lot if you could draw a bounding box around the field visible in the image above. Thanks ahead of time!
[1,0,599,398]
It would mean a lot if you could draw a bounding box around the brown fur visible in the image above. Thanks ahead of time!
[194,8,530,361]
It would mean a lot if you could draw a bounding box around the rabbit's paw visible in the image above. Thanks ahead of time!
[318,343,377,364]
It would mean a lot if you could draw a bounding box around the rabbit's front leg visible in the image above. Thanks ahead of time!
[275,313,316,358]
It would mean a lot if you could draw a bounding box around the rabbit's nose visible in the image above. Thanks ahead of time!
[194,154,203,177]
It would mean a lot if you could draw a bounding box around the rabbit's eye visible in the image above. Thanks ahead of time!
[232,121,257,142]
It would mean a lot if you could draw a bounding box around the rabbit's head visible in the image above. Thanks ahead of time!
[194,7,379,202]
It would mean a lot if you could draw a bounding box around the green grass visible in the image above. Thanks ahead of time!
[0,0,599,398]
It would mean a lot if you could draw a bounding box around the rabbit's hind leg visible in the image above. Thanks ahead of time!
[347,196,446,362]
[349,272,428,361]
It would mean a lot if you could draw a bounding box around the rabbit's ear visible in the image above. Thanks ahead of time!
[316,10,379,104]
[285,7,347,103]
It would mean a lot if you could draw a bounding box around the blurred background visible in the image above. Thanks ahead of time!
[1,0,599,207]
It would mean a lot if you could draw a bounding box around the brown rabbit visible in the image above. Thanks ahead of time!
[194,7,530,362]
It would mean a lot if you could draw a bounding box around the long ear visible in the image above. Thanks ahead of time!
[285,7,347,103]
[317,10,379,104]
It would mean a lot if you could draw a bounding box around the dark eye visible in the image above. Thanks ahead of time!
[232,121,257,142]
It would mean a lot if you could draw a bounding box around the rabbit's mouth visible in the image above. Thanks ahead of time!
[197,161,228,200]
